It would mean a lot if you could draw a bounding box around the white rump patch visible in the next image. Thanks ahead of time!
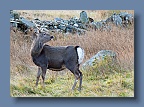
[77,47,84,64]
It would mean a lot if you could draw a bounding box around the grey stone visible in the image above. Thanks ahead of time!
[124,14,134,25]
[80,11,88,24]
[90,20,106,31]
[119,12,127,17]
[10,10,20,21]
[54,18,63,23]
[57,24,66,30]
[105,17,113,24]
[111,13,122,27]
[19,17,35,28]
[82,50,117,68]
[119,12,134,26]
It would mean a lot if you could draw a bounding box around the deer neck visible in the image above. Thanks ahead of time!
[31,38,44,56]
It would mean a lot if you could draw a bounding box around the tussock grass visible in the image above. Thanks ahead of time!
[10,10,134,97]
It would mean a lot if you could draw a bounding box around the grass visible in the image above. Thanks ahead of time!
[10,60,134,97]
[10,10,134,97]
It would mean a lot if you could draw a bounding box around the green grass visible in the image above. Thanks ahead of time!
[10,59,134,97]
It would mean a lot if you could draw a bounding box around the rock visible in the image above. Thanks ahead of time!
[82,50,117,68]
[124,14,134,25]
[118,12,133,27]
[119,12,129,19]
[54,18,63,23]
[90,20,106,31]
[10,20,19,28]
[111,13,122,27]
[10,10,133,34]
[73,23,79,27]
[16,17,35,34]
[105,17,113,24]
[57,24,66,31]
[80,11,88,24]
[10,10,20,21]
[19,17,35,28]
[88,17,94,23]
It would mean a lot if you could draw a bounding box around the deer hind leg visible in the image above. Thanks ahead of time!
[66,62,83,91]
[72,70,83,91]
[36,67,42,86]
[72,72,79,90]
[78,70,83,91]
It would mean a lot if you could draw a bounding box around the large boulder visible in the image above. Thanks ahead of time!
[80,11,88,24]
[82,50,117,68]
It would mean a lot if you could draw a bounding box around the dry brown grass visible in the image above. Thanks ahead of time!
[10,24,134,71]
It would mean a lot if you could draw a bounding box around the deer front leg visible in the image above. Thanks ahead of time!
[41,67,47,87]
[36,67,42,86]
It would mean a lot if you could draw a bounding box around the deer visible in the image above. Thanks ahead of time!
[30,30,84,91]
